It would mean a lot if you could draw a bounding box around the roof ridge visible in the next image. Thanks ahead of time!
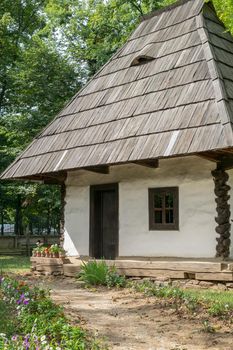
[140,0,204,22]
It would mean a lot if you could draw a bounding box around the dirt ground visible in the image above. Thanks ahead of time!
[31,277,232,350]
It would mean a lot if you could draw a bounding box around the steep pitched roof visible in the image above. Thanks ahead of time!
[2,0,233,180]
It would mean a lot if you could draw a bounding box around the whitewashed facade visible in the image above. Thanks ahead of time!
[63,156,233,259]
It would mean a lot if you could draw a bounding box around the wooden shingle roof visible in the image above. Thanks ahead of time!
[2,0,233,180]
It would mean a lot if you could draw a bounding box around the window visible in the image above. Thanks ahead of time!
[148,187,179,230]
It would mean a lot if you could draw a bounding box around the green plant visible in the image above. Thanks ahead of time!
[79,260,109,286]
[0,276,105,349]
[202,320,216,333]
[105,266,126,288]
[50,244,61,254]
[78,260,126,287]
[208,302,229,316]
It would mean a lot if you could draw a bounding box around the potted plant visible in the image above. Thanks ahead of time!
[41,246,46,257]
[44,247,51,258]
[50,244,60,258]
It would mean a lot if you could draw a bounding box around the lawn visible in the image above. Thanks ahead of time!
[0,255,30,274]
[186,288,233,309]
[0,298,16,335]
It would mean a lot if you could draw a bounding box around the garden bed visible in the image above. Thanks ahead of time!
[0,276,106,349]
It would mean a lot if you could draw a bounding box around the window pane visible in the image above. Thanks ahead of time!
[165,209,174,224]
[154,210,162,223]
[165,193,173,208]
[154,194,162,208]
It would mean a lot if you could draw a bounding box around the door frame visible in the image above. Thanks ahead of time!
[89,183,119,259]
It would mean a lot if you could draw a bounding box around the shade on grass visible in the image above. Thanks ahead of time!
[0,298,15,334]
[0,256,30,274]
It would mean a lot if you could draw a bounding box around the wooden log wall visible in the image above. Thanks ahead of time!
[60,183,66,248]
[212,167,231,259]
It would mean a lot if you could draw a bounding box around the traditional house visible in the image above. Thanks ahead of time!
[2,0,233,279]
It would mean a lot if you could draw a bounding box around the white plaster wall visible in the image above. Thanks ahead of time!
[228,169,233,258]
[64,186,89,256]
[64,156,221,258]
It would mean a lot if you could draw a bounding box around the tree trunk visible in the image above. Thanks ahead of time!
[60,183,66,248]
[212,167,231,259]
[14,194,23,235]
[0,210,4,236]
[46,205,51,235]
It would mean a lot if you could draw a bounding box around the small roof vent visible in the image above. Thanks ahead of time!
[131,55,154,66]
[130,43,156,66]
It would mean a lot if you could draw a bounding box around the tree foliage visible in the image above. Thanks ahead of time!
[0,0,80,235]
[0,0,233,236]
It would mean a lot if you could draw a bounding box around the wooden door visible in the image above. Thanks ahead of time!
[90,184,118,259]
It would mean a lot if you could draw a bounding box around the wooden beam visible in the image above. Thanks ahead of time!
[219,157,233,170]
[84,166,109,174]
[197,152,220,163]
[133,159,159,168]
[198,151,233,170]
[26,171,67,184]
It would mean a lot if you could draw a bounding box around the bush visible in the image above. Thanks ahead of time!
[79,260,109,285]
[79,260,126,287]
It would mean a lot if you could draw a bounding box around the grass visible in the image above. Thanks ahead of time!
[0,255,30,274]
[130,280,233,317]
[184,288,233,309]
[0,277,106,349]
[0,297,16,334]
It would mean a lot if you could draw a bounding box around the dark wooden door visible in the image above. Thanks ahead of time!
[90,184,118,259]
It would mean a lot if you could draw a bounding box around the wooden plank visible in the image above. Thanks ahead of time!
[133,159,159,168]
[84,166,109,174]
[226,263,233,271]
[63,264,81,277]
[36,265,63,273]
[31,257,69,265]
[104,260,223,272]
[117,268,185,279]
[195,272,233,282]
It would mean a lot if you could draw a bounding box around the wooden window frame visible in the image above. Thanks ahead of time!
[148,187,179,231]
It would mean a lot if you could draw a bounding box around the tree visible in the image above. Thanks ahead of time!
[0,0,81,235]
[213,0,233,34]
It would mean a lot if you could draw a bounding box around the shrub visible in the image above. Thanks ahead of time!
[105,266,126,288]
[79,260,126,287]
[79,260,109,285]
